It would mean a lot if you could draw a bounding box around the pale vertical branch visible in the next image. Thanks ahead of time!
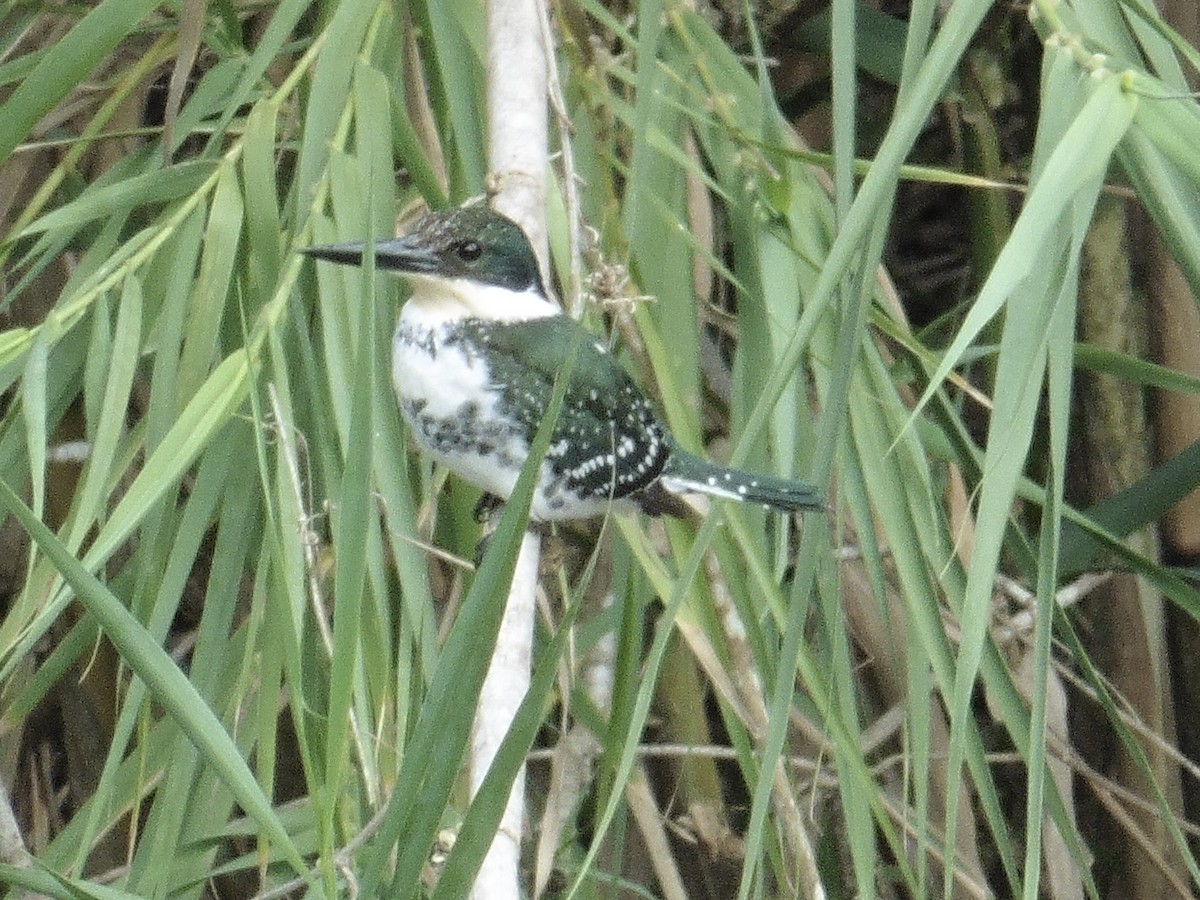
[0,779,31,868]
[473,0,549,898]
[0,779,47,900]
[704,551,824,899]
[534,591,616,898]
[470,529,540,898]
[486,0,548,258]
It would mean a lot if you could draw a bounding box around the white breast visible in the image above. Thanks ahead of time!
[392,307,489,419]
[390,302,527,499]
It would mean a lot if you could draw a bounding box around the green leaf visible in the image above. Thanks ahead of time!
[0,478,309,878]
[16,162,217,239]
[0,0,161,164]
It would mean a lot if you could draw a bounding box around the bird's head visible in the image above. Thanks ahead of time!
[302,204,553,322]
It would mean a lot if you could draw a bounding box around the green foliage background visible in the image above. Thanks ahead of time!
[0,0,1197,897]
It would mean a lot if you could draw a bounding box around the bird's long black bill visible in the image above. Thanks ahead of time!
[299,242,369,267]
[300,237,440,274]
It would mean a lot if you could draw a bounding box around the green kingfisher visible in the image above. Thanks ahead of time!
[302,204,822,522]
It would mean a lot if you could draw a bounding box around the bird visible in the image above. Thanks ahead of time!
[301,203,822,522]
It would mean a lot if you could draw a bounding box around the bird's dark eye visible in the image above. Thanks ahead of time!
[454,240,482,262]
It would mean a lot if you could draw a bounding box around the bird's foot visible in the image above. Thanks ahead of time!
[473,492,505,523]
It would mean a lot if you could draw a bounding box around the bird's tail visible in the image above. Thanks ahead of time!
[660,450,823,513]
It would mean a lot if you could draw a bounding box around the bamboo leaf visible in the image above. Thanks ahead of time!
[0,0,161,165]
[15,160,213,239]
[0,478,308,877]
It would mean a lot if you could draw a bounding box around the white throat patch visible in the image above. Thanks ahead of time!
[404,273,557,325]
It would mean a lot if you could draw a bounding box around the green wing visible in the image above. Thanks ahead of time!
[465,316,671,500]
